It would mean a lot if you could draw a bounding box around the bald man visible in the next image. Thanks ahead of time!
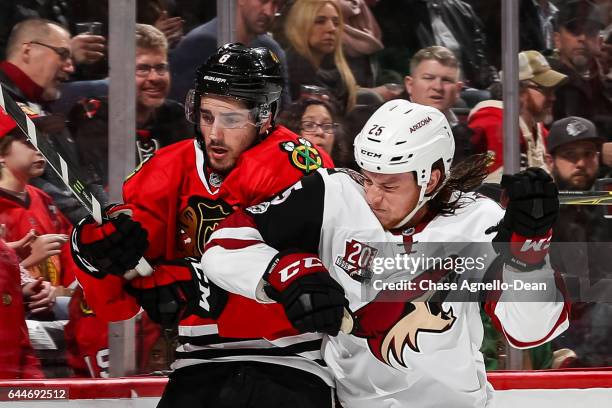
[2,19,75,102]
[0,18,103,223]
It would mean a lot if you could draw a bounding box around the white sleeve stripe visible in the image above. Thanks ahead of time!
[178,324,219,337]
[59,156,69,186]
[208,226,263,242]
[25,116,38,147]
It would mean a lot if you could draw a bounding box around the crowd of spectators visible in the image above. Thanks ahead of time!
[0,0,611,380]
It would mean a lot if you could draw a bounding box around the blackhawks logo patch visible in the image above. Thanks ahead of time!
[177,196,232,257]
[280,137,322,174]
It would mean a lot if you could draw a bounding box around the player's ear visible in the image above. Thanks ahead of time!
[425,168,442,195]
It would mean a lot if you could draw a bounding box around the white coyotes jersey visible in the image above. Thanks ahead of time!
[203,168,569,408]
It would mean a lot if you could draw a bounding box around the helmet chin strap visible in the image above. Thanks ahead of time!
[391,178,447,230]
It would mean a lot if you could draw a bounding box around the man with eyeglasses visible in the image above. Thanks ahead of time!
[1,19,74,103]
[550,0,612,146]
[0,18,100,224]
[68,24,191,190]
[469,50,567,182]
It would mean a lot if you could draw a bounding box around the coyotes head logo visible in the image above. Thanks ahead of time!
[352,274,457,368]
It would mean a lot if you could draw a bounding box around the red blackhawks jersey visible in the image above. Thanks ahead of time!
[203,169,570,408]
[0,240,43,379]
[0,185,77,287]
[64,287,161,378]
[73,126,335,382]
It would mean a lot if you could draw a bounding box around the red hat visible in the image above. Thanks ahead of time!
[0,107,17,138]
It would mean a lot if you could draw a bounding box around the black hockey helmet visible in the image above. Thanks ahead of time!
[186,43,283,131]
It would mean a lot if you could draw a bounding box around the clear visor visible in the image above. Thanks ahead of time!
[185,89,263,129]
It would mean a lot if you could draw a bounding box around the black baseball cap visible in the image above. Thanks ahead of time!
[547,116,604,154]
[556,0,605,32]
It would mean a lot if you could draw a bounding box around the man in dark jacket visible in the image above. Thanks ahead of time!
[372,0,497,89]
[168,0,290,106]
[545,116,612,367]
[550,0,612,141]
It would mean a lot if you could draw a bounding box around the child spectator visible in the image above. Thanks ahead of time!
[0,110,76,300]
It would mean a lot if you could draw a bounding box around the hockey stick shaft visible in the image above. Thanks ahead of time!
[0,84,151,278]
[558,190,612,206]
[479,183,612,205]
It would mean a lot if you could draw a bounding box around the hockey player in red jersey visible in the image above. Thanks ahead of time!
[203,100,570,407]
[70,43,337,406]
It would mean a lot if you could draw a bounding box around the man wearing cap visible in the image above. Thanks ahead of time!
[550,0,612,139]
[545,116,603,190]
[468,50,567,182]
[545,116,612,368]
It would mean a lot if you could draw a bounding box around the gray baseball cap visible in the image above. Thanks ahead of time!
[547,116,604,153]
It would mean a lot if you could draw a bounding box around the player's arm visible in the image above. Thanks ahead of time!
[202,170,347,335]
[203,171,326,300]
[70,156,173,320]
[484,168,569,348]
[71,149,176,275]
[126,257,228,329]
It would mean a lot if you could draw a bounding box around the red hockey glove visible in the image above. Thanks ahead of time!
[71,204,148,278]
[126,258,228,329]
[263,251,347,335]
[489,168,559,271]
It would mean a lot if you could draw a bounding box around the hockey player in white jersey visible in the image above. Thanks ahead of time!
[202,100,569,407]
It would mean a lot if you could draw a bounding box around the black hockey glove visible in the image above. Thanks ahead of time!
[126,258,228,329]
[71,204,148,278]
[489,168,559,271]
[263,251,347,336]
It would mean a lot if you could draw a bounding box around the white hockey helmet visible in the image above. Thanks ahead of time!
[354,100,455,227]
[354,100,454,186]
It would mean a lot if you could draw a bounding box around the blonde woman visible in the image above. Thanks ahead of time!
[284,0,357,113]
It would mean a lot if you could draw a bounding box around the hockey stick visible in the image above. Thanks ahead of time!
[0,84,152,279]
[557,190,612,206]
[478,183,612,206]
